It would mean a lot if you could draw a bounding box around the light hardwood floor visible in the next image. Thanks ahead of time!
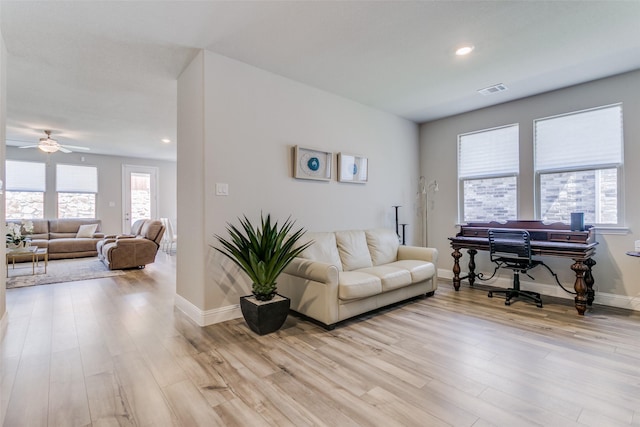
[2,253,640,426]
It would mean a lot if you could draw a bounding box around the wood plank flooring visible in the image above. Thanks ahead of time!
[2,253,640,426]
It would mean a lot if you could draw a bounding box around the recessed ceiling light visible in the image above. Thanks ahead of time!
[161,138,171,144]
[455,45,475,56]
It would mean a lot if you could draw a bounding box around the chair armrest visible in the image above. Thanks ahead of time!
[93,233,105,239]
[116,234,136,240]
[103,234,118,239]
[283,258,339,285]
[398,246,438,264]
[102,238,117,245]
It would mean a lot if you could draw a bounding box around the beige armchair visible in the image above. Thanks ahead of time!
[98,219,165,270]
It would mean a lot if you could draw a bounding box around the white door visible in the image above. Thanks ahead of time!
[122,165,159,233]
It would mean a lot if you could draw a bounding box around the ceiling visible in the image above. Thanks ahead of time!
[2,1,640,162]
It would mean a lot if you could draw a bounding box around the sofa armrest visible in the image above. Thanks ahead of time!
[397,246,438,264]
[283,258,339,285]
[93,233,105,239]
[116,234,136,240]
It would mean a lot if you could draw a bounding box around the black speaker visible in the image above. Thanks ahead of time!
[570,212,584,231]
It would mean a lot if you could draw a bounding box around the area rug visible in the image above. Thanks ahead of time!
[6,257,126,289]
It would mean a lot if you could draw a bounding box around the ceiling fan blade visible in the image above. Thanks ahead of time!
[58,147,72,153]
[61,144,90,151]
[18,145,39,149]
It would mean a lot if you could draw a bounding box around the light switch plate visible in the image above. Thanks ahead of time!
[216,183,229,196]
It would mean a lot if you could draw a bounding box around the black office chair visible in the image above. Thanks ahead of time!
[487,229,543,308]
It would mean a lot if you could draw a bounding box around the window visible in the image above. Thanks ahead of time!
[458,124,519,222]
[56,164,98,218]
[5,160,46,219]
[535,104,623,226]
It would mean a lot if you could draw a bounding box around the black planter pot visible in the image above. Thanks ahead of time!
[239,294,290,335]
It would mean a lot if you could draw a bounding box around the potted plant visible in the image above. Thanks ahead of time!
[215,213,312,335]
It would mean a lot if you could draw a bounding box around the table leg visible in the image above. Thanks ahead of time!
[467,249,477,287]
[452,248,462,291]
[571,260,589,315]
[584,258,596,306]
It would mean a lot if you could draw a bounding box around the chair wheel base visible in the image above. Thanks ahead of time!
[487,288,542,308]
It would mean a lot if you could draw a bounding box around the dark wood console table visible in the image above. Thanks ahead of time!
[449,220,598,315]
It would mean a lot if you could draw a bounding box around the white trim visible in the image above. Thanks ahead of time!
[593,226,630,236]
[437,268,640,312]
[174,293,242,327]
[0,310,7,342]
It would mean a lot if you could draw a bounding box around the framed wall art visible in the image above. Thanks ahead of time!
[338,153,368,184]
[293,146,332,181]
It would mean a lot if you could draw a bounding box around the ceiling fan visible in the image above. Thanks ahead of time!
[18,130,90,154]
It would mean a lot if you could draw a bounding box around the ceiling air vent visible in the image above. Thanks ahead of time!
[477,83,508,96]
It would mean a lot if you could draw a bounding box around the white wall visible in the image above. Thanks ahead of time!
[420,69,640,310]
[177,50,419,324]
[0,3,7,337]
[5,147,177,234]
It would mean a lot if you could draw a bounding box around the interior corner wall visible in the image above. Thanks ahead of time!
[176,50,206,311]
[176,50,419,324]
[420,69,640,308]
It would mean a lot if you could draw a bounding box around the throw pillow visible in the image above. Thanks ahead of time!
[76,223,98,238]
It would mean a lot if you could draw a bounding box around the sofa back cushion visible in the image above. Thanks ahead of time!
[49,219,102,239]
[140,220,165,244]
[131,219,146,235]
[297,232,343,271]
[366,228,399,266]
[6,219,49,240]
[335,230,373,271]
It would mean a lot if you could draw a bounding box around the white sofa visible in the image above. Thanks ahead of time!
[279,228,438,329]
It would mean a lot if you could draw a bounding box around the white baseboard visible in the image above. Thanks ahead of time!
[174,294,242,327]
[437,268,640,312]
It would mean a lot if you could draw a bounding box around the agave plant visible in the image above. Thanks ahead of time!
[215,213,312,301]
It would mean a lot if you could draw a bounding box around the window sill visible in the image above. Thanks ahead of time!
[592,226,630,236]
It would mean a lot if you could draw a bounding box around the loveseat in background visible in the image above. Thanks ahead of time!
[279,228,438,329]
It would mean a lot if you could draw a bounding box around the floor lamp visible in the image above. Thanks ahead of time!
[419,177,438,247]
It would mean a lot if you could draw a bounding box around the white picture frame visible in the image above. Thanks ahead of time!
[293,146,332,181]
[338,153,368,184]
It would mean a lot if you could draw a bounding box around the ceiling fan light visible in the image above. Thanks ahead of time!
[39,144,59,153]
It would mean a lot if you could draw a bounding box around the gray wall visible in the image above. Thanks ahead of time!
[420,69,640,309]
[177,50,420,323]
[5,146,177,235]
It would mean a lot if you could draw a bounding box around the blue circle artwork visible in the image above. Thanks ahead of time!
[307,157,320,171]
[352,164,358,175]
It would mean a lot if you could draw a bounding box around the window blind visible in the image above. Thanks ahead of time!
[458,125,519,179]
[535,104,623,172]
[6,160,46,191]
[56,164,98,193]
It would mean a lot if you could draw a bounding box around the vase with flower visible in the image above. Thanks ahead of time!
[6,220,34,251]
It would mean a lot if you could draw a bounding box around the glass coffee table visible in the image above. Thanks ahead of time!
[6,246,48,277]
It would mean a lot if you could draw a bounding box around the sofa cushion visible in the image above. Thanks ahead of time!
[297,232,343,271]
[76,223,99,238]
[335,230,373,271]
[366,229,400,266]
[338,271,381,300]
[357,265,412,292]
[6,219,49,240]
[48,238,100,254]
[388,260,436,283]
[49,218,102,234]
